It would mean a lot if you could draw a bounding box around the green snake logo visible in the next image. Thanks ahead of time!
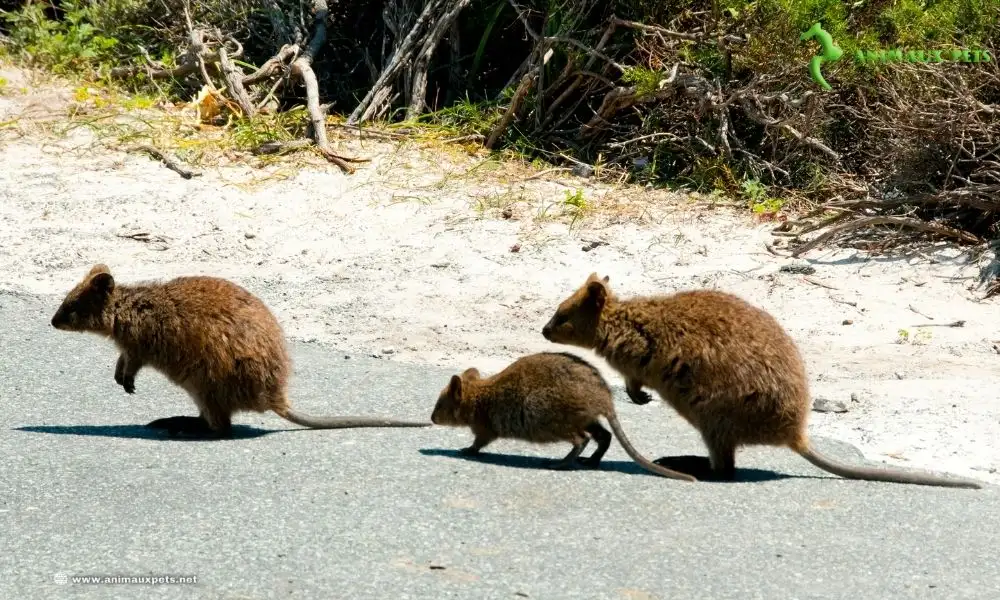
[800,22,843,90]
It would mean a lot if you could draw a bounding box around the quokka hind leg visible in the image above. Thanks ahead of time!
[200,405,233,437]
[550,434,590,470]
[706,437,737,481]
[146,389,233,439]
[652,454,715,479]
[146,415,218,437]
[579,422,613,467]
[653,427,737,481]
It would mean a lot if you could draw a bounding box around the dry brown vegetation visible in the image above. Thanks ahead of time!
[1,0,998,292]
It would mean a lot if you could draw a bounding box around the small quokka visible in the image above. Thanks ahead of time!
[50,264,430,437]
[541,273,982,489]
[430,351,696,480]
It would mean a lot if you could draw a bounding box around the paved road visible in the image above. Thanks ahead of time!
[1,290,997,599]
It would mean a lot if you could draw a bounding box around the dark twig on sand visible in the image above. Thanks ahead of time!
[911,320,966,328]
[127,144,200,179]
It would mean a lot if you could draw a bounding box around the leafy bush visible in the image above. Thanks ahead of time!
[1,1,119,72]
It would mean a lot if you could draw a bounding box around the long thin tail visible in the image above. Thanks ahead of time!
[277,407,431,429]
[797,441,982,489]
[605,412,697,482]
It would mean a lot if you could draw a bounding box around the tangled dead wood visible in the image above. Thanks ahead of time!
[112,0,367,173]
[347,0,472,124]
[773,59,998,276]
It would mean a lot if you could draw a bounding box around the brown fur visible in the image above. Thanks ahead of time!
[50,264,430,437]
[430,351,695,481]
[540,273,982,489]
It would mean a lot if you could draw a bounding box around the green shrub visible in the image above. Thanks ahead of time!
[1,1,118,72]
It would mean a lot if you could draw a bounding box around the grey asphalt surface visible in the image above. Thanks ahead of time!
[1,290,998,600]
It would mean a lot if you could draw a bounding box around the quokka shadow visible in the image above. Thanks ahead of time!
[419,448,812,483]
[14,423,288,441]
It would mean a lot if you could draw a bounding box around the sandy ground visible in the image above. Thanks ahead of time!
[2,64,998,486]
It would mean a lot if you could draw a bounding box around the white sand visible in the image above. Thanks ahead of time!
[2,64,997,485]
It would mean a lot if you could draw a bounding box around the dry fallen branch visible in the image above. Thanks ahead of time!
[764,242,788,257]
[911,320,966,328]
[126,144,199,179]
[791,216,983,257]
[251,139,313,155]
[803,276,838,290]
[242,45,298,87]
[115,231,172,251]
[217,42,256,117]
[779,210,852,238]
[907,304,934,320]
[486,69,537,150]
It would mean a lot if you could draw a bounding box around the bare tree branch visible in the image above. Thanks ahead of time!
[289,0,368,173]
[406,0,471,120]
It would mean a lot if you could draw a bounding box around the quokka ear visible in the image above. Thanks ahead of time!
[87,263,112,278]
[89,271,115,294]
[584,272,610,290]
[447,374,463,399]
[586,278,607,309]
